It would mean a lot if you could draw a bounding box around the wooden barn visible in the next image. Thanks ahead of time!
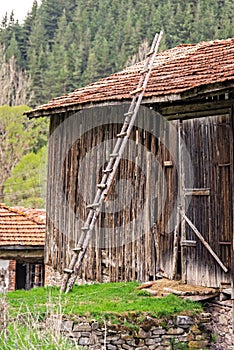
[27,37,234,289]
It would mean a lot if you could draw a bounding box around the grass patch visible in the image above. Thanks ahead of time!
[3,281,202,320]
[0,282,202,348]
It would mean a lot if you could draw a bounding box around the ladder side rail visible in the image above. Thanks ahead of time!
[63,32,161,257]
[61,31,163,293]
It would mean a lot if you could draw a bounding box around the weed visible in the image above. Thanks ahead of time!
[0,293,80,349]
[211,333,217,343]
[170,337,189,350]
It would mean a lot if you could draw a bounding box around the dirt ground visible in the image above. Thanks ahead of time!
[137,278,218,299]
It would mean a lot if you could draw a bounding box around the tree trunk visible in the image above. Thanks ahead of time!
[0,185,5,203]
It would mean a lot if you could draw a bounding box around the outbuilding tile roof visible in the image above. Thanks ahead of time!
[27,37,234,117]
[0,204,45,247]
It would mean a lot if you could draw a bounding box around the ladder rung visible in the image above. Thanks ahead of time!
[110,153,119,158]
[97,183,107,189]
[86,203,100,209]
[129,87,144,95]
[116,131,127,138]
[124,111,133,117]
[146,50,154,57]
[103,168,113,173]
[64,268,73,274]
[141,68,149,74]
[81,226,90,231]
[73,247,82,252]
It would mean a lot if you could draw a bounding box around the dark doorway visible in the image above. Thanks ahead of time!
[16,263,26,290]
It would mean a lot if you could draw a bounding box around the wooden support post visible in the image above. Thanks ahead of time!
[231,104,234,333]
[172,120,181,280]
[25,263,31,291]
[178,121,187,283]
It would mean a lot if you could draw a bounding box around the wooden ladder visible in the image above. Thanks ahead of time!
[60,31,163,293]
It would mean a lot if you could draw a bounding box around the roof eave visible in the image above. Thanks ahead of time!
[25,79,234,119]
[0,245,44,250]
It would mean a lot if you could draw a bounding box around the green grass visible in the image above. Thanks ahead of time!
[3,281,202,321]
[0,282,203,349]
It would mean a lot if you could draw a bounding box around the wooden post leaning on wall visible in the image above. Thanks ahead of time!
[179,120,187,283]
[231,104,234,333]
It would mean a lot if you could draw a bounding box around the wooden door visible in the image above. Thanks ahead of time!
[155,119,179,279]
[181,114,233,287]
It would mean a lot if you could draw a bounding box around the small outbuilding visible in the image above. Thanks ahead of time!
[0,204,45,291]
[26,37,234,289]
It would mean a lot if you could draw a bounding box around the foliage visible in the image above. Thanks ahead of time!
[0,0,233,106]
[0,105,49,206]
[4,146,47,208]
[0,296,79,349]
[2,282,202,322]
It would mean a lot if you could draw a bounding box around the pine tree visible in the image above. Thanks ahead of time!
[21,0,38,67]
[6,33,21,62]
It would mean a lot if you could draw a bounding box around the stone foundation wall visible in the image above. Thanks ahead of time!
[204,301,234,350]
[58,314,212,350]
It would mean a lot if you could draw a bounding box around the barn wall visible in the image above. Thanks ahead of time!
[46,105,178,282]
[46,103,233,287]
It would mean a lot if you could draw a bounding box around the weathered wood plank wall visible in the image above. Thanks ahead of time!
[182,113,233,287]
[45,103,233,287]
[46,105,178,282]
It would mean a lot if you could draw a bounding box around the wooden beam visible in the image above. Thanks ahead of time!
[164,160,173,167]
[160,99,234,117]
[181,212,228,273]
[180,80,234,100]
[181,240,197,247]
[184,188,210,196]
[0,249,44,260]
[166,108,230,120]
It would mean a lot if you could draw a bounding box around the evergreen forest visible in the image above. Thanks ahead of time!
[1,0,233,107]
[0,0,233,207]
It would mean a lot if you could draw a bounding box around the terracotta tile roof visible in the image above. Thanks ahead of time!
[12,207,46,224]
[0,204,45,247]
[26,37,234,117]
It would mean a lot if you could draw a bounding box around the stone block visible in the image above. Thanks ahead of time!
[167,327,185,335]
[91,321,99,330]
[138,328,150,338]
[122,344,132,350]
[145,338,157,346]
[176,315,194,328]
[188,340,209,349]
[61,320,74,332]
[111,339,124,345]
[72,331,81,338]
[107,345,117,350]
[73,323,92,332]
[152,327,166,335]
[79,337,89,346]
[121,334,133,341]
[190,325,201,335]
[89,333,99,345]
[81,331,92,337]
